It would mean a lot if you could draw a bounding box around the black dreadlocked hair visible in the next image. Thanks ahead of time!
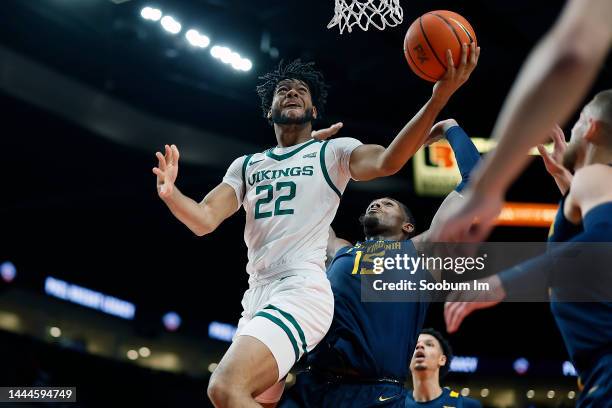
[420,328,453,380]
[256,59,329,122]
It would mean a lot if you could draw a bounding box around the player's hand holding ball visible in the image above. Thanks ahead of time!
[153,144,180,199]
[432,43,480,101]
[403,11,480,101]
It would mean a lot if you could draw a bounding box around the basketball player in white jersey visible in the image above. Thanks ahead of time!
[153,51,479,408]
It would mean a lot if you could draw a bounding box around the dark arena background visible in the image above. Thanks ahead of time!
[1,0,610,407]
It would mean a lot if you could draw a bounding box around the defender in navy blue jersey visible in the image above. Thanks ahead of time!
[279,119,481,408]
[406,329,481,408]
[444,90,612,407]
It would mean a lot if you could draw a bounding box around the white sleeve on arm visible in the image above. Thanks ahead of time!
[325,137,363,193]
[221,155,245,211]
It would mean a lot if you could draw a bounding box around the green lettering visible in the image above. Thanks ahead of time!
[302,165,314,176]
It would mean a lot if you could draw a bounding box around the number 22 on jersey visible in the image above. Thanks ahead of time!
[254,181,297,219]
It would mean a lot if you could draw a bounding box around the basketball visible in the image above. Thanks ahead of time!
[404,10,477,82]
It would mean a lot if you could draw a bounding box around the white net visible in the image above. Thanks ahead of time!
[327,0,403,34]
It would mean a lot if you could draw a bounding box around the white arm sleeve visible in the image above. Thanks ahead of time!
[221,155,246,211]
[324,137,363,193]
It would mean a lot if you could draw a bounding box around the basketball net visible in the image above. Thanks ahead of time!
[327,0,403,34]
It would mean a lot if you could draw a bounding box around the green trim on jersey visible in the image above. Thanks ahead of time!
[264,304,307,355]
[254,311,299,361]
[320,140,342,199]
[265,139,319,161]
[241,154,254,201]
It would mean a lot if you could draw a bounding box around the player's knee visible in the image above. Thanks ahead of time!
[208,372,234,406]
[207,367,249,406]
[207,378,231,406]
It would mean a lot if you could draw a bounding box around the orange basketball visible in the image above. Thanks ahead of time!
[404,10,477,82]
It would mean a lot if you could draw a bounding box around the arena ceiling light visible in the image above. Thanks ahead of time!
[139,6,253,72]
[210,46,252,72]
[140,7,162,21]
[160,15,182,35]
[185,29,210,48]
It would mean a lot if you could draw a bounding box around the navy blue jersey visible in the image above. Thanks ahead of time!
[548,199,612,374]
[404,388,482,408]
[547,195,583,242]
[307,239,433,381]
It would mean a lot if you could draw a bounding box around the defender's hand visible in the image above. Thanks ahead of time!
[312,122,343,141]
[152,144,180,198]
[425,119,459,146]
[537,125,570,176]
[444,275,506,333]
[537,125,573,194]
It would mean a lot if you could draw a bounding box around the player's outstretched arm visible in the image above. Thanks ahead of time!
[413,120,481,244]
[153,144,238,236]
[445,243,560,332]
[348,44,480,181]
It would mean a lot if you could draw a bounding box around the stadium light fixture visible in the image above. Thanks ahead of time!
[160,16,182,34]
[141,7,162,21]
[186,29,210,48]
[210,46,252,72]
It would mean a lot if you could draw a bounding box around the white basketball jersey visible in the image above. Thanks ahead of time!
[223,137,362,285]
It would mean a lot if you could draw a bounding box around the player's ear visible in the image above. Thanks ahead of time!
[312,106,318,120]
[439,353,447,368]
[584,118,600,143]
[267,110,272,119]
[402,223,415,235]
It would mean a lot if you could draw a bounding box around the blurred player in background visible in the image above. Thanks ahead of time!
[430,0,612,242]
[406,328,481,408]
[444,90,612,407]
